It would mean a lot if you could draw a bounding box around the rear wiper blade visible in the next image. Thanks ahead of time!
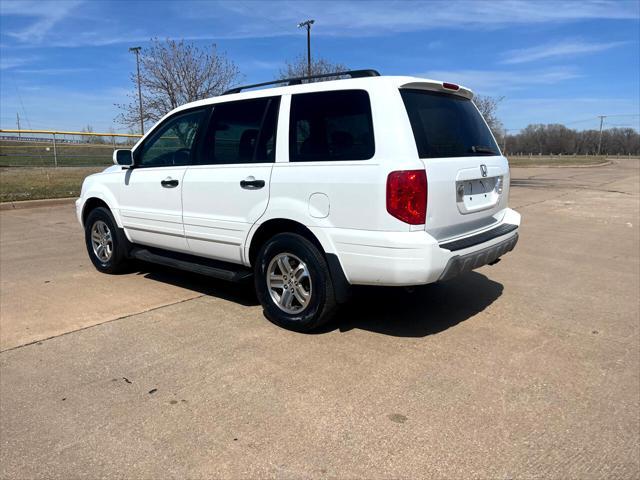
[470,145,498,155]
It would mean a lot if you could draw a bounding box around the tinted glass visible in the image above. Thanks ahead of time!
[290,90,374,162]
[204,97,279,164]
[138,109,205,167]
[256,98,280,162]
[400,89,500,158]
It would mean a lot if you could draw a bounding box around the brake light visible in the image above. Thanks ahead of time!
[442,82,460,91]
[386,170,427,225]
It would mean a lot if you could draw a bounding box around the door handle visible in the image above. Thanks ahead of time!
[161,178,179,188]
[240,177,265,190]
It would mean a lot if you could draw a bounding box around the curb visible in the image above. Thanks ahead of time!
[510,160,613,169]
[0,197,76,211]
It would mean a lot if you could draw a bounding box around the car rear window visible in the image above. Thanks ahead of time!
[400,89,500,159]
[289,90,375,162]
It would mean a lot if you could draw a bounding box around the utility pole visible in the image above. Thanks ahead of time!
[16,113,21,138]
[597,115,606,156]
[297,19,315,78]
[129,46,144,135]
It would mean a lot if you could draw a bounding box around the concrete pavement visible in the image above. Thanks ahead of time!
[0,160,638,478]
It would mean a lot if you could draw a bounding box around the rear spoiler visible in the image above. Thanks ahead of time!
[400,81,474,100]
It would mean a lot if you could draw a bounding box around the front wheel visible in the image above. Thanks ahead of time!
[254,233,337,332]
[84,207,130,274]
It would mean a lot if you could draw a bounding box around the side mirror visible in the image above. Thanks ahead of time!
[113,149,133,167]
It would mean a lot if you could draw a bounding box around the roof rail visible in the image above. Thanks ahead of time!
[222,69,381,95]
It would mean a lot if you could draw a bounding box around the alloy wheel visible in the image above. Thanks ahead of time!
[267,252,312,314]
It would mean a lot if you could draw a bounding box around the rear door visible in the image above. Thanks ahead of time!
[181,97,280,263]
[400,88,510,241]
[120,108,207,252]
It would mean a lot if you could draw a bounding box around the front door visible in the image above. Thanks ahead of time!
[120,108,207,252]
[182,97,280,263]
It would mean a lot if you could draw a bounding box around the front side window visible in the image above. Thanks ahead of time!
[400,89,500,158]
[289,90,375,162]
[203,97,280,165]
[138,109,206,167]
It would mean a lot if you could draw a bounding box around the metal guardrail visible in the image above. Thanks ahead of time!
[0,129,142,137]
[0,129,143,168]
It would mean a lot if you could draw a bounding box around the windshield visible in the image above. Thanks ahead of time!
[400,89,500,159]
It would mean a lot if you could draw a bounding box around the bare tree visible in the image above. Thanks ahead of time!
[279,55,348,81]
[81,124,105,144]
[117,38,241,129]
[474,95,505,140]
[505,125,639,155]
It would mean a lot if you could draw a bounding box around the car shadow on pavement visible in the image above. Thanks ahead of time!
[329,271,503,338]
[134,263,503,338]
[135,262,260,307]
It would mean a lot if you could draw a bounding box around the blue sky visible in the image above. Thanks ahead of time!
[1,0,638,133]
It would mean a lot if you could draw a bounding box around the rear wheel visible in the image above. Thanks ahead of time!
[84,207,130,274]
[254,233,336,332]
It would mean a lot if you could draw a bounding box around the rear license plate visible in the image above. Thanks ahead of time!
[456,176,500,213]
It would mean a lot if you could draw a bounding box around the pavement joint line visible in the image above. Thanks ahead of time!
[574,187,634,195]
[0,294,206,354]
[513,175,635,209]
[514,190,574,210]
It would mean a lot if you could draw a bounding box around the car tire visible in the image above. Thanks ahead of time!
[254,233,337,332]
[84,207,130,274]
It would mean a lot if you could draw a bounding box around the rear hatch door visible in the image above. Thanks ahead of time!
[400,87,510,242]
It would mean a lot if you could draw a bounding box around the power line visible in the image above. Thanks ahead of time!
[506,114,640,133]
[563,117,601,125]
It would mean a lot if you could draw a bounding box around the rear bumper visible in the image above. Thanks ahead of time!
[438,233,518,281]
[330,208,520,286]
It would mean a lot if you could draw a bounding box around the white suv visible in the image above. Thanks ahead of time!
[77,70,520,331]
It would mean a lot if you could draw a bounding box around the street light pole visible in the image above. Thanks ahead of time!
[597,115,606,156]
[129,46,144,135]
[297,19,315,78]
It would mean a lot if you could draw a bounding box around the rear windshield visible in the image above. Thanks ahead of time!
[400,89,500,158]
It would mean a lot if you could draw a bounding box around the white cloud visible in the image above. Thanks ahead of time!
[417,67,581,93]
[1,0,84,43]
[245,59,285,70]
[501,40,628,64]
[14,67,93,75]
[2,0,637,48]
[0,56,38,70]
[179,0,639,38]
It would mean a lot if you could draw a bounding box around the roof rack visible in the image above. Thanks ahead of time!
[222,69,381,95]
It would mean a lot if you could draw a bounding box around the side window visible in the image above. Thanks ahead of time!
[289,90,375,162]
[203,96,280,165]
[138,109,206,167]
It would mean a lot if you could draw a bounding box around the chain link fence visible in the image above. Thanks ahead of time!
[0,129,142,167]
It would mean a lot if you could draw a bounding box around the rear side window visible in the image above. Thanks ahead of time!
[400,89,499,158]
[289,90,374,162]
[203,96,280,164]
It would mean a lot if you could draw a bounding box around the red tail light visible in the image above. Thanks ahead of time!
[386,170,427,225]
[442,82,460,91]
